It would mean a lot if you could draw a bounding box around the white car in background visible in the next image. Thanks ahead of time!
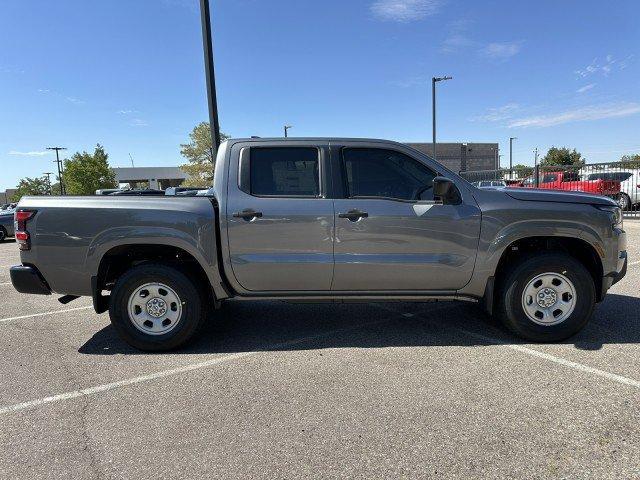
[472,180,507,189]
[583,170,640,210]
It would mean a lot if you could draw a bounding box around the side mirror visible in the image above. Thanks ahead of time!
[432,176,461,205]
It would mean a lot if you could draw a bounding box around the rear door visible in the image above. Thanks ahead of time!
[225,141,334,292]
[331,142,481,292]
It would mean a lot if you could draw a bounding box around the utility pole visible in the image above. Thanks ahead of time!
[43,172,54,195]
[432,76,453,160]
[47,147,67,195]
[509,137,517,171]
[199,0,221,160]
[533,147,540,187]
[284,125,292,138]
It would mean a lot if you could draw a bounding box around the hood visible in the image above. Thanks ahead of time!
[505,187,617,206]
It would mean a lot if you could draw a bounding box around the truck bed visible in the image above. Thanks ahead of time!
[16,196,219,296]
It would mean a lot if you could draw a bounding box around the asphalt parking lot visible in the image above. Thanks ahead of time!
[0,222,639,479]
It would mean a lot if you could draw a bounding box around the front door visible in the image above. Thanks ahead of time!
[332,145,481,292]
[226,142,334,292]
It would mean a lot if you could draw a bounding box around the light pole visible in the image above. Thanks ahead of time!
[43,172,54,195]
[432,76,453,160]
[199,0,221,157]
[284,125,292,138]
[509,137,517,171]
[47,147,67,195]
[533,147,540,187]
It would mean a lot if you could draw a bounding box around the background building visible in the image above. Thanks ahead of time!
[0,189,17,203]
[113,167,190,190]
[406,143,499,173]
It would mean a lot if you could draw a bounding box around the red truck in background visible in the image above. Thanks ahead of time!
[512,171,621,199]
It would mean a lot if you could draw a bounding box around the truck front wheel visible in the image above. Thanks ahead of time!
[109,263,205,351]
[496,254,596,342]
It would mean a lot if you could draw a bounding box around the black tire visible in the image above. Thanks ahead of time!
[109,263,205,351]
[496,254,595,342]
[0,227,6,242]
[617,193,631,211]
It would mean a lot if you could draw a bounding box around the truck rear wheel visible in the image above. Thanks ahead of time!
[496,254,595,342]
[109,263,205,351]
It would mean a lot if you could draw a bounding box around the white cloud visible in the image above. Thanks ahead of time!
[574,55,629,78]
[65,96,85,105]
[440,21,521,61]
[9,150,49,157]
[441,34,477,53]
[370,0,442,22]
[481,42,522,60]
[576,83,596,94]
[470,103,520,122]
[118,109,139,115]
[508,102,640,128]
[129,118,149,127]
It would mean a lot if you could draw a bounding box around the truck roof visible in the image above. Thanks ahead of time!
[227,137,407,145]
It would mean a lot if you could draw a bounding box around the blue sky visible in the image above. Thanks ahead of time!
[1,0,639,190]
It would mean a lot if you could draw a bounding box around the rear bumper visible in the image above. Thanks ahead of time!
[10,265,52,295]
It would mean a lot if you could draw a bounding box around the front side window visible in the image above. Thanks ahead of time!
[342,148,436,201]
[250,147,320,196]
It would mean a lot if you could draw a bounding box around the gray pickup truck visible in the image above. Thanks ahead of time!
[10,138,627,351]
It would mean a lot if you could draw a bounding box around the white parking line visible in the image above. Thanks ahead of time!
[0,282,12,286]
[0,317,392,415]
[628,260,640,267]
[379,305,640,390]
[0,305,93,323]
[457,328,640,390]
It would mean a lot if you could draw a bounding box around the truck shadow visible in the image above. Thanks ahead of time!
[78,293,640,355]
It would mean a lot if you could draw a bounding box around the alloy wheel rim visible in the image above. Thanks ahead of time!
[521,272,576,326]
[127,282,183,335]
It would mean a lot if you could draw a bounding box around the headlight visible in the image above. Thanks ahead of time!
[596,205,623,228]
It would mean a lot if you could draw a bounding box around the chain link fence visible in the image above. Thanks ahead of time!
[460,162,640,216]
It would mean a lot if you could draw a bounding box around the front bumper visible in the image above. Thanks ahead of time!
[611,251,627,286]
[10,265,52,295]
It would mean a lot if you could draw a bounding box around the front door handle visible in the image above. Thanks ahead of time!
[232,209,263,220]
[338,209,368,221]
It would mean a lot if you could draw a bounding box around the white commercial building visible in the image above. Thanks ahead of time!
[113,167,190,190]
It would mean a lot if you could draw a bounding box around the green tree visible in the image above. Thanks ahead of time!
[11,176,50,202]
[540,147,585,167]
[180,122,229,187]
[512,164,534,176]
[618,154,640,168]
[63,144,117,195]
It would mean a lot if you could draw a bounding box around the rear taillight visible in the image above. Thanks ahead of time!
[14,209,36,251]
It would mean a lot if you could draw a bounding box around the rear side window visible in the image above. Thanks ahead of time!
[249,147,320,196]
[342,148,436,201]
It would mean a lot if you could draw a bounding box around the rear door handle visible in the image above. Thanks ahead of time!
[338,209,368,221]
[232,209,263,220]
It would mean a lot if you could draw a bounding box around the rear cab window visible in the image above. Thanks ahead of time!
[246,147,320,197]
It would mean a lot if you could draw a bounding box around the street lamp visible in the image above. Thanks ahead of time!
[509,137,517,171]
[432,76,453,160]
[284,125,293,138]
[199,0,221,156]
